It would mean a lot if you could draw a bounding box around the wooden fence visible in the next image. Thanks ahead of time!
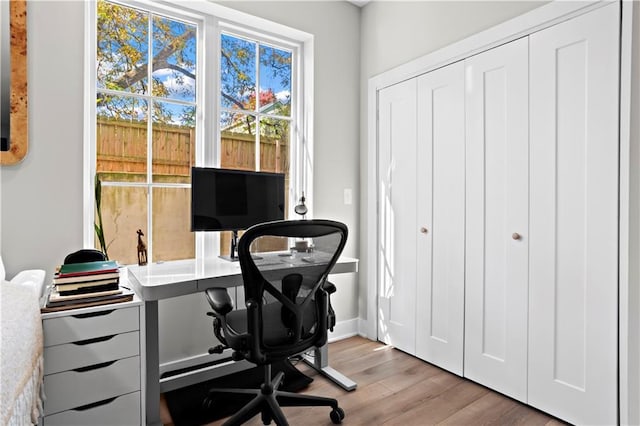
[96,118,289,180]
[95,118,290,263]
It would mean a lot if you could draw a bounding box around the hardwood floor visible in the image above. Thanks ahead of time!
[166,336,565,426]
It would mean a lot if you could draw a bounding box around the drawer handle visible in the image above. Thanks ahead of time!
[73,360,116,372]
[72,396,118,411]
[73,334,116,346]
[72,309,115,319]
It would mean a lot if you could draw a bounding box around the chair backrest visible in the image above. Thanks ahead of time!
[237,219,348,364]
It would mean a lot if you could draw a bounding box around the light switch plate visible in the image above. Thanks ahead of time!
[344,188,352,205]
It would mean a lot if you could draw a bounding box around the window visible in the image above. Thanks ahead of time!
[217,32,293,255]
[219,33,292,174]
[89,1,306,264]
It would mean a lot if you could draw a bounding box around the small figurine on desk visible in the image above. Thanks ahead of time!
[137,229,148,266]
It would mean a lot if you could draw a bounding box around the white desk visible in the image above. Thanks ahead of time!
[128,254,358,426]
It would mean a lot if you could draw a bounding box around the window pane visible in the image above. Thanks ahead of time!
[220,34,256,110]
[152,101,195,183]
[259,45,291,117]
[152,16,196,103]
[260,118,290,220]
[97,0,148,94]
[94,4,299,265]
[259,118,289,174]
[95,185,148,265]
[96,94,148,183]
[152,187,194,262]
[220,112,256,170]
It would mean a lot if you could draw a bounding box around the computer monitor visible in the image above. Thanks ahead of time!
[190,167,285,260]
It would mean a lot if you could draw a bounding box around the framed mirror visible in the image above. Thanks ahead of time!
[0,0,28,165]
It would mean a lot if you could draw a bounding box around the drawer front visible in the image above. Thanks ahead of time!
[44,306,139,347]
[44,331,140,375]
[44,356,140,416]
[43,391,140,426]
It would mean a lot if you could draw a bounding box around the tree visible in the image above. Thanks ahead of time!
[220,35,292,136]
[96,0,292,130]
[97,0,196,124]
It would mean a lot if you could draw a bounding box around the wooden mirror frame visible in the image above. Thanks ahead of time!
[1,0,28,165]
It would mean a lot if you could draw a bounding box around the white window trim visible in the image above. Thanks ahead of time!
[83,0,314,261]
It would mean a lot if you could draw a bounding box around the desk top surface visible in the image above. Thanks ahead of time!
[128,253,358,301]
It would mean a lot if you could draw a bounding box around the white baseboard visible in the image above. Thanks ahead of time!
[327,317,372,342]
[358,318,369,338]
[327,318,359,342]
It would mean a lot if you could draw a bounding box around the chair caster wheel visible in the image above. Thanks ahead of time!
[330,407,345,424]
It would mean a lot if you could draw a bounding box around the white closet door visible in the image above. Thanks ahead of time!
[529,3,619,425]
[464,37,529,401]
[377,79,418,355]
[415,61,465,375]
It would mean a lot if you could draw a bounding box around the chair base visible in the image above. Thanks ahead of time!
[204,366,344,426]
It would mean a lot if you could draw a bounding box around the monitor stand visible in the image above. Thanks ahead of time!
[219,230,240,262]
[218,229,263,262]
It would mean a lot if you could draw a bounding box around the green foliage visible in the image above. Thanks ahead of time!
[94,174,110,260]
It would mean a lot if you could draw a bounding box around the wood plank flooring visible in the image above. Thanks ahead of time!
[164,336,565,426]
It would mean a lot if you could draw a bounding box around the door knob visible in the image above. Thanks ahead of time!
[512,232,521,240]
[420,227,429,234]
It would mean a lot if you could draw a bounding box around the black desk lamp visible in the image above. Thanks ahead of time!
[294,192,307,218]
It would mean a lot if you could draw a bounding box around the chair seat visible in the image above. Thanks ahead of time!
[226,299,317,347]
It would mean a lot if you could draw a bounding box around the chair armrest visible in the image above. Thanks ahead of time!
[205,287,234,315]
[322,280,336,295]
[322,280,336,332]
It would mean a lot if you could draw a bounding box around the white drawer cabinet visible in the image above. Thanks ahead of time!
[42,392,141,426]
[44,331,140,375]
[43,306,139,346]
[41,298,144,425]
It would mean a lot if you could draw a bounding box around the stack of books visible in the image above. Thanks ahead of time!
[42,260,133,312]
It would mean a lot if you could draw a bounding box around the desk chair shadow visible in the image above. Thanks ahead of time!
[204,219,347,425]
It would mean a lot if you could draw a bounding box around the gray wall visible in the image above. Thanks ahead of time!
[1,1,85,277]
[360,1,545,78]
[625,2,640,423]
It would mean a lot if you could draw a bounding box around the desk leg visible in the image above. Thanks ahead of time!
[303,344,357,391]
[145,300,161,426]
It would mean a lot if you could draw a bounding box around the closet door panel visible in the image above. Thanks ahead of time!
[464,37,529,402]
[377,79,418,355]
[529,4,619,425]
[415,61,465,375]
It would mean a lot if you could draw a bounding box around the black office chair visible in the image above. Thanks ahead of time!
[204,219,348,425]
[63,249,107,264]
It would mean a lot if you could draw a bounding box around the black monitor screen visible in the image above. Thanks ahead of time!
[191,167,285,231]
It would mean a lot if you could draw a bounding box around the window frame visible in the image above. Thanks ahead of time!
[218,27,296,175]
[83,0,313,262]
